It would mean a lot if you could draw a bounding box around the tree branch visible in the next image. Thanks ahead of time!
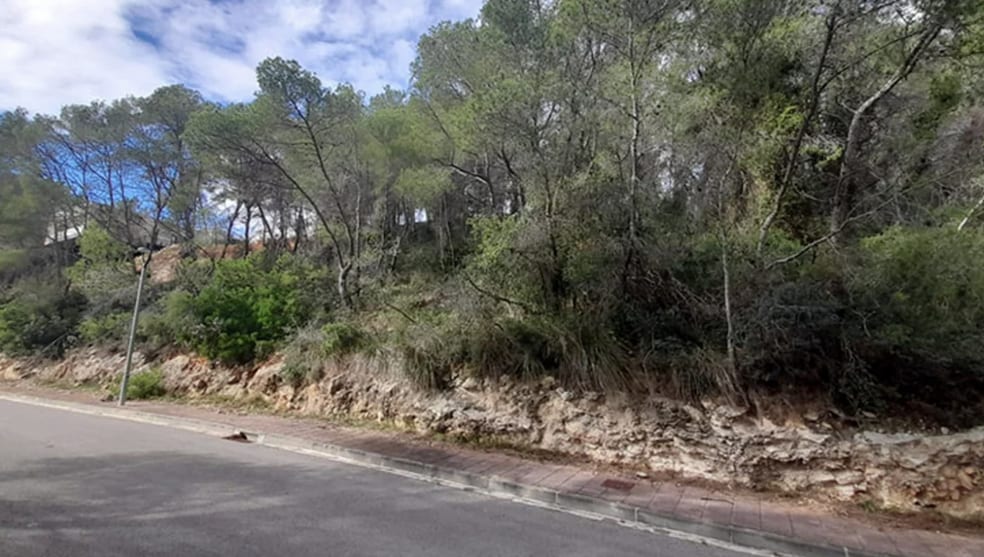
[463,273,537,314]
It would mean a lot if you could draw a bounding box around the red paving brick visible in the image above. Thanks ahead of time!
[702,497,733,526]
[758,502,794,538]
[534,466,579,491]
[3,384,983,557]
[915,529,984,557]
[574,473,611,498]
[647,483,685,516]
[482,455,526,478]
[819,518,866,554]
[788,516,831,547]
[887,530,939,557]
[497,462,537,482]
[517,463,565,486]
[598,488,630,504]
[859,529,901,556]
[730,499,760,531]
[620,482,658,509]
[559,470,600,494]
[673,489,707,521]
[440,453,492,472]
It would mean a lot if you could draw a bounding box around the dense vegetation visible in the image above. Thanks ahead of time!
[3,0,984,427]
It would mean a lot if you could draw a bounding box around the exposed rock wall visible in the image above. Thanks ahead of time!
[2,349,981,520]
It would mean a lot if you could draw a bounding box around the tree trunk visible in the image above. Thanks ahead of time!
[757,10,836,257]
[337,261,353,309]
[243,204,252,257]
[958,192,984,231]
[220,201,242,260]
[829,23,942,241]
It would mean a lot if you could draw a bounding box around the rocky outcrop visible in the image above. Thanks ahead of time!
[2,348,981,520]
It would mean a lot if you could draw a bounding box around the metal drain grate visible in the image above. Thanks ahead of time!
[601,478,635,492]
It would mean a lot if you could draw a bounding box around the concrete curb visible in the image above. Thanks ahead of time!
[0,392,897,557]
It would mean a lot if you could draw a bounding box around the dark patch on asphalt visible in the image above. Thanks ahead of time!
[222,431,251,443]
[601,478,635,492]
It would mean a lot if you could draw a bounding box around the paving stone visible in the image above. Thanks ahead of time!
[673,490,707,522]
[729,499,760,531]
[758,503,794,538]
[647,483,684,516]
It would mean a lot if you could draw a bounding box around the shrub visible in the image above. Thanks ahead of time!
[278,361,307,388]
[0,281,86,356]
[112,368,166,400]
[0,249,28,287]
[468,314,631,391]
[850,226,984,363]
[65,225,134,308]
[841,226,984,422]
[279,326,327,388]
[377,307,631,392]
[171,254,329,364]
[78,311,131,346]
[138,290,198,351]
[322,322,371,358]
[639,341,722,401]
[394,321,464,390]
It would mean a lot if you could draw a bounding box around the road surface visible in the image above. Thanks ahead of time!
[0,399,753,557]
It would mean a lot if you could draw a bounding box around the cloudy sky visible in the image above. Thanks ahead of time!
[0,0,484,115]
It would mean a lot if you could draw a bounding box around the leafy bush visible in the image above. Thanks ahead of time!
[322,322,371,358]
[65,225,134,308]
[394,320,464,390]
[841,226,984,422]
[467,314,631,391]
[172,254,329,364]
[279,326,327,387]
[466,215,543,307]
[0,249,28,287]
[138,289,199,350]
[851,226,984,362]
[78,311,131,346]
[112,368,166,400]
[0,281,86,356]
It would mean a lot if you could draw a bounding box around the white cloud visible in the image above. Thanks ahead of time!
[0,0,486,115]
[0,0,169,114]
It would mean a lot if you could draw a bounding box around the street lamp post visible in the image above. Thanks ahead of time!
[118,247,151,406]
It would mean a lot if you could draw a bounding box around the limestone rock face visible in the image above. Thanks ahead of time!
[3,348,981,520]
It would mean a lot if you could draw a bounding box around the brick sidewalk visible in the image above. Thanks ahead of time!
[3,384,982,557]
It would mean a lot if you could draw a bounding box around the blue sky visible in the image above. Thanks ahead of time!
[0,0,484,115]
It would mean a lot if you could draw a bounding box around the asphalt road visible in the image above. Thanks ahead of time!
[0,399,754,557]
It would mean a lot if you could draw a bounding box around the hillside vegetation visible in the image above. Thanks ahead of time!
[3,0,984,428]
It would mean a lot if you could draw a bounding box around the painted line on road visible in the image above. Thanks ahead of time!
[1,392,880,557]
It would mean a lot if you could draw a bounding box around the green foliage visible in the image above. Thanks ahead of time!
[172,254,328,364]
[851,227,984,363]
[0,110,65,249]
[0,248,32,287]
[396,322,463,390]
[5,0,984,430]
[0,281,86,356]
[65,225,134,307]
[466,215,542,306]
[280,326,328,388]
[322,322,371,358]
[913,72,962,139]
[395,166,453,205]
[138,289,197,350]
[112,368,166,400]
[78,311,130,346]
[75,224,131,265]
[467,314,631,391]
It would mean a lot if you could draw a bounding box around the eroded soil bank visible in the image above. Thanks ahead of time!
[2,348,981,521]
